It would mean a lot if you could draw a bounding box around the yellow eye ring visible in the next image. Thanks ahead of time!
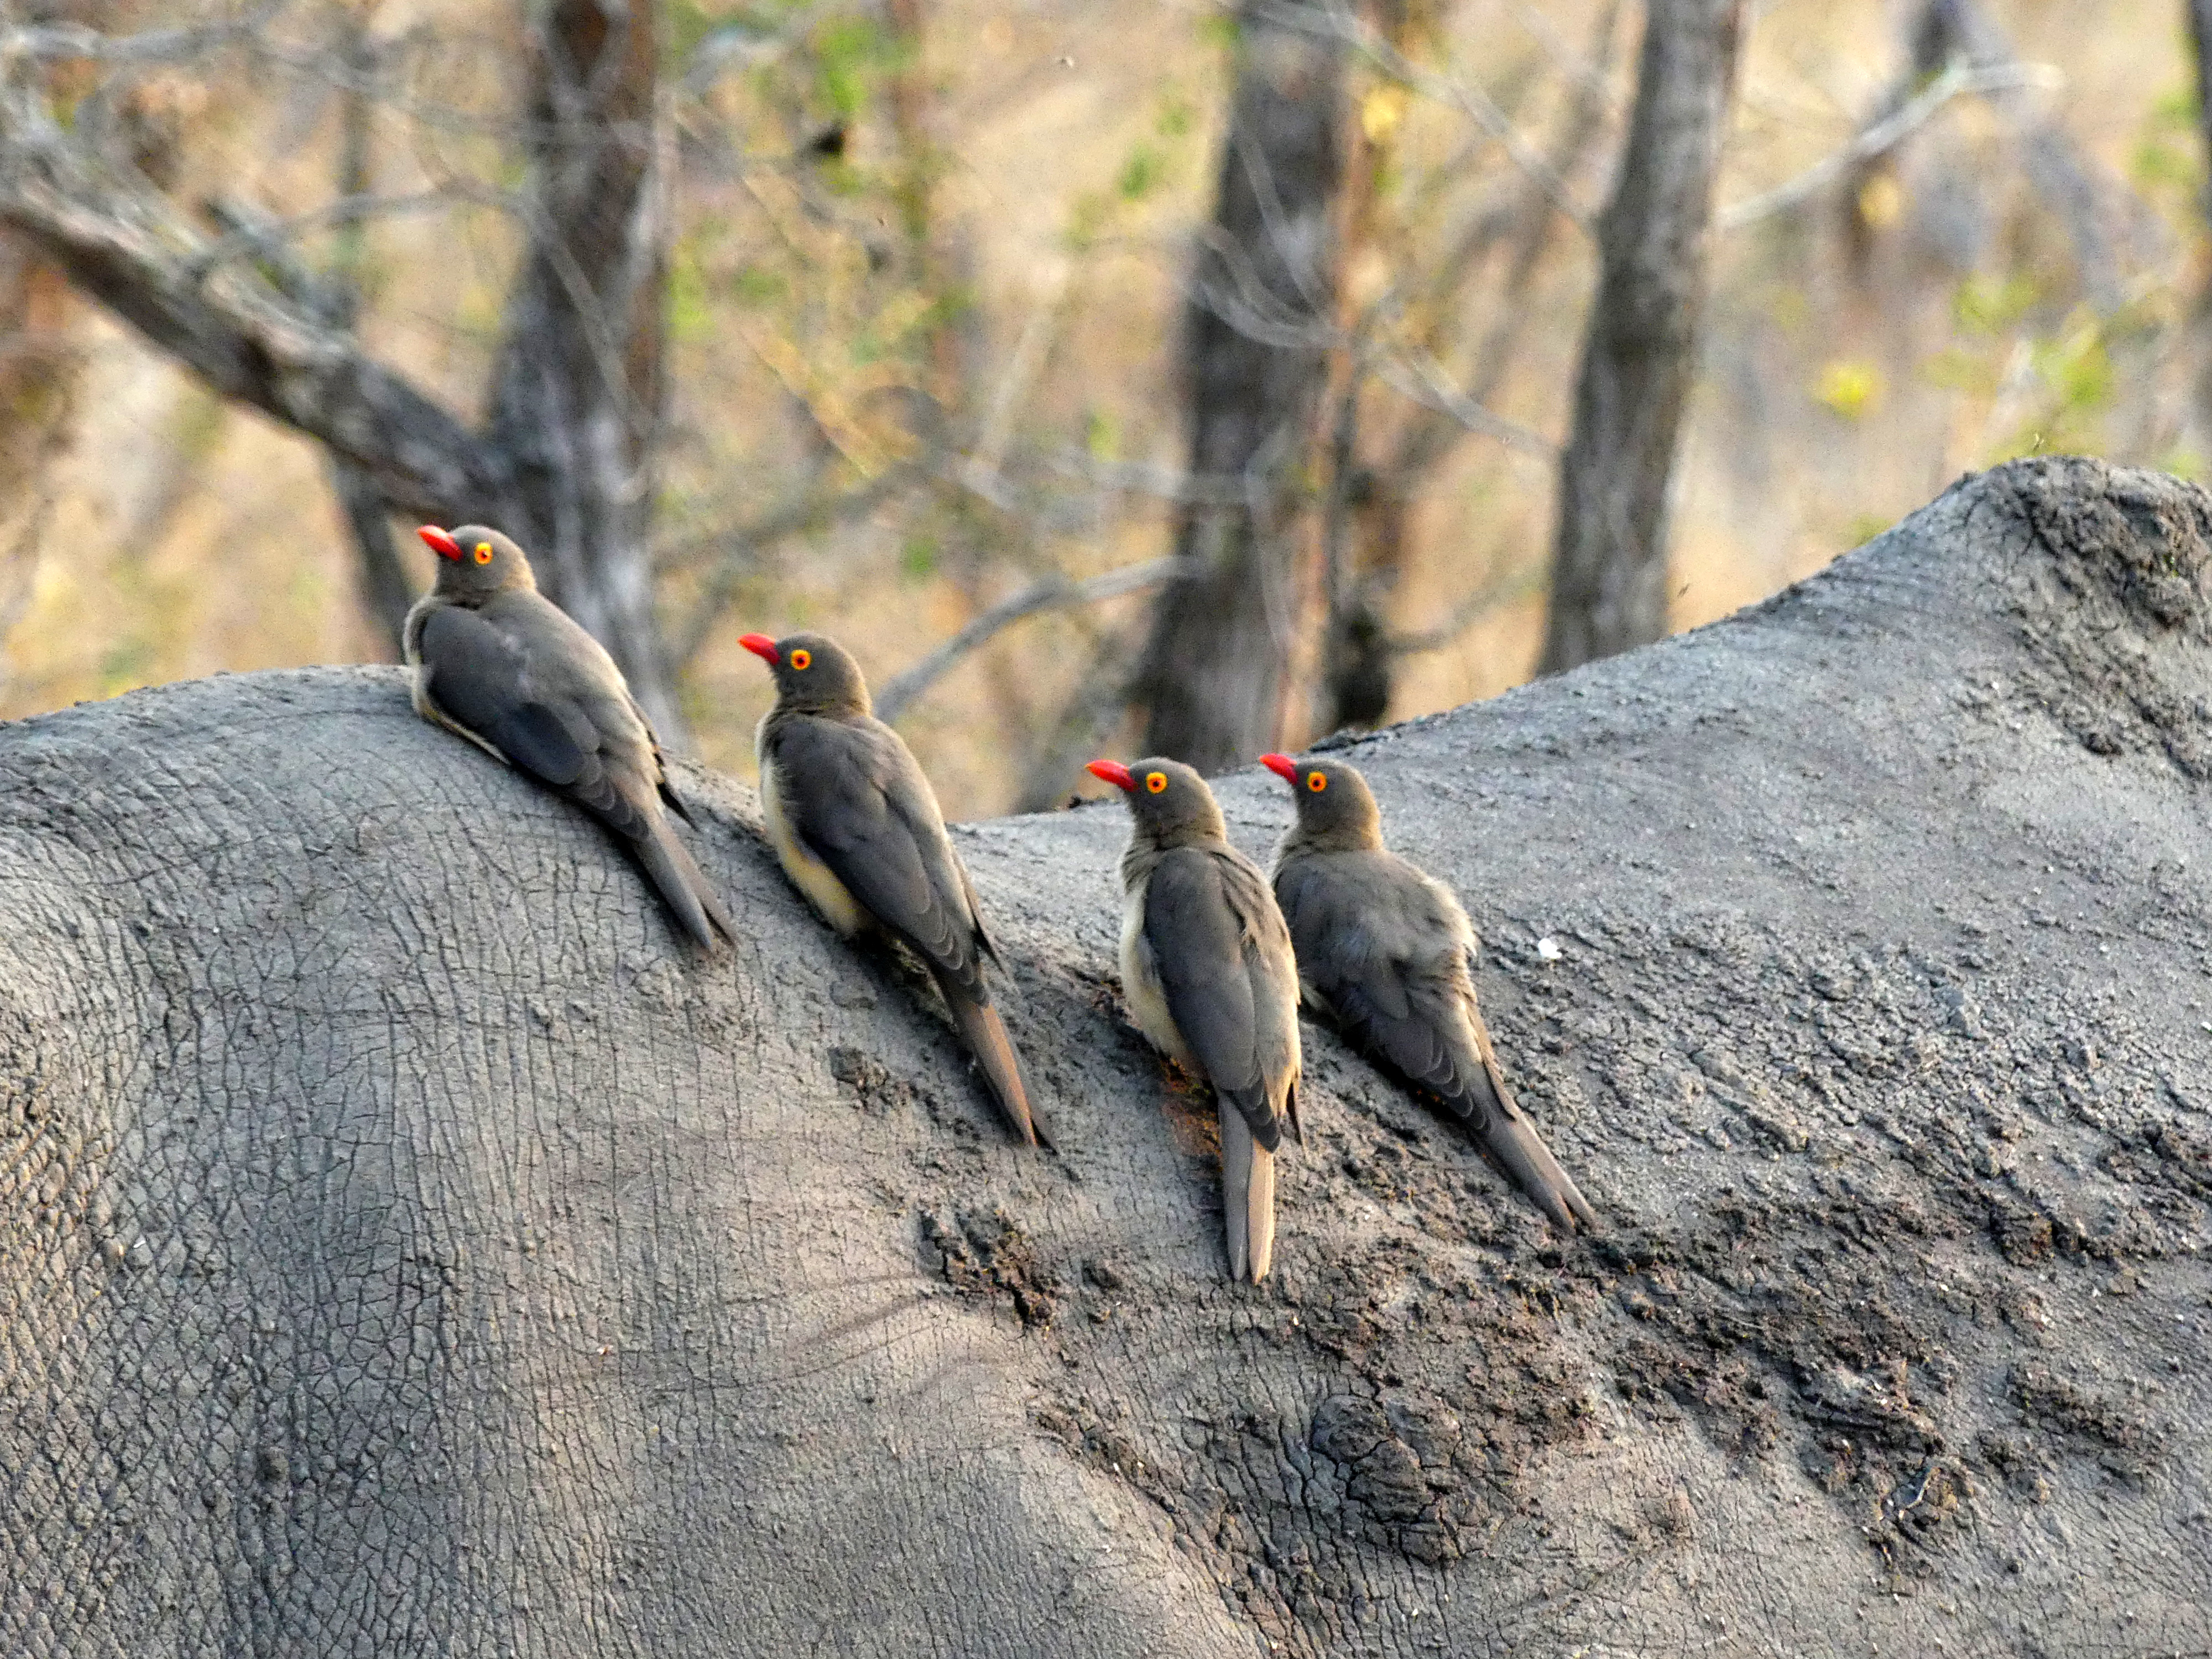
[1307,770,1327,792]
[789,648,812,671]
[1145,771,1167,794]
[473,542,493,565]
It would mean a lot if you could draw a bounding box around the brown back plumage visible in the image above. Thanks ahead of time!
[404,524,735,951]
[1265,754,1597,1232]
[750,629,1041,1147]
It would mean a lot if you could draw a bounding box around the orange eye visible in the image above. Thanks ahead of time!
[1307,771,1327,792]
[1145,771,1167,794]
[473,542,493,565]
[789,648,811,671]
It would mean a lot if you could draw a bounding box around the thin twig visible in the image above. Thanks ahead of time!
[676,1,842,95]
[1254,0,1592,233]
[187,187,488,282]
[1041,453,1251,508]
[1718,60,2060,230]
[873,557,1182,724]
[1,3,285,67]
[1374,349,1553,455]
[1385,562,1541,655]
[672,462,926,669]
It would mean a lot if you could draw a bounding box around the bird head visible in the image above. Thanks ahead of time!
[1261,753,1384,851]
[1086,756,1227,846]
[419,525,537,597]
[738,630,872,715]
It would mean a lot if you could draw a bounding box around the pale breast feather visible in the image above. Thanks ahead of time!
[756,725,868,936]
[1119,879,1193,1068]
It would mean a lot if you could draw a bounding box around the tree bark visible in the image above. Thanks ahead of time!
[484,0,678,738]
[322,15,413,659]
[0,2,686,739]
[1133,1,1345,774]
[2187,0,2212,440]
[4,458,2211,1655]
[1538,0,1743,676]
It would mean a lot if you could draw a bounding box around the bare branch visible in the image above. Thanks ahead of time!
[874,558,1182,725]
[1384,562,1540,655]
[1372,349,1553,456]
[1717,60,2060,231]
[1254,0,1592,233]
[671,462,926,670]
[1,4,284,68]
[1918,0,2140,314]
[1041,453,1253,508]
[0,100,503,518]
[676,2,843,95]
[1182,244,1548,457]
[1012,629,1145,813]
[186,186,497,282]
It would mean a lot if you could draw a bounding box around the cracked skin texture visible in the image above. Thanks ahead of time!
[3,455,2211,1656]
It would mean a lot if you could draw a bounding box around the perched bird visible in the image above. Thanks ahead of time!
[1087,757,1301,1282]
[740,631,1041,1147]
[1260,753,1597,1233]
[404,524,735,950]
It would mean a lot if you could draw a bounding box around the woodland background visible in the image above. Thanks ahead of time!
[0,0,2204,815]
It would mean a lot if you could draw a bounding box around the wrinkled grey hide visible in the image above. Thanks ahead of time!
[3,456,2209,1657]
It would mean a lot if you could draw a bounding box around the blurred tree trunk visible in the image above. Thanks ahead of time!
[321,14,413,660]
[0,0,687,742]
[1316,0,1425,739]
[1538,0,1743,676]
[0,236,74,696]
[2187,0,2212,440]
[1322,0,1621,735]
[484,0,677,737]
[1133,1,1345,774]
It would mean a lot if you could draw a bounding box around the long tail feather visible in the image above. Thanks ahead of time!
[636,817,737,950]
[1457,1065,1599,1233]
[939,976,1044,1148]
[1218,1100,1276,1282]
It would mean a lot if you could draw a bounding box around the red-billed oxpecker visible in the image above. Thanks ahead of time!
[1261,753,1597,1233]
[404,525,735,950]
[742,630,1042,1148]
[1088,757,1302,1282]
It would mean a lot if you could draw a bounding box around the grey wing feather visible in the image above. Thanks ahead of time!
[419,603,733,949]
[417,608,653,840]
[1288,852,1594,1229]
[769,717,986,998]
[1145,850,1287,1152]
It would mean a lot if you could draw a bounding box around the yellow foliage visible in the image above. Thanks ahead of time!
[1855,174,1903,229]
[1360,84,1408,145]
[1815,360,1881,420]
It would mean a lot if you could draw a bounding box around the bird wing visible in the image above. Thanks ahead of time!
[415,604,653,842]
[1276,856,1412,1020]
[1285,851,1595,1229]
[766,714,985,997]
[1291,853,1488,1101]
[1145,847,1293,1152]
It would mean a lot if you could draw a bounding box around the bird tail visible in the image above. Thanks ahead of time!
[637,816,739,951]
[1456,1063,1599,1234]
[1218,1098,1276,1283]
[937,975,1044,1149]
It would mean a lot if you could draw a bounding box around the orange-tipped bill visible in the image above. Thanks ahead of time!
[739,633,781,666]
[1086,759,1136,792]
[1260,753,1298,785]
[418,525,463,561]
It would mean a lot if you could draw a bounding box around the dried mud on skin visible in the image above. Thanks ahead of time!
[896,460,2212,1655]
[4,458,2212,1658]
